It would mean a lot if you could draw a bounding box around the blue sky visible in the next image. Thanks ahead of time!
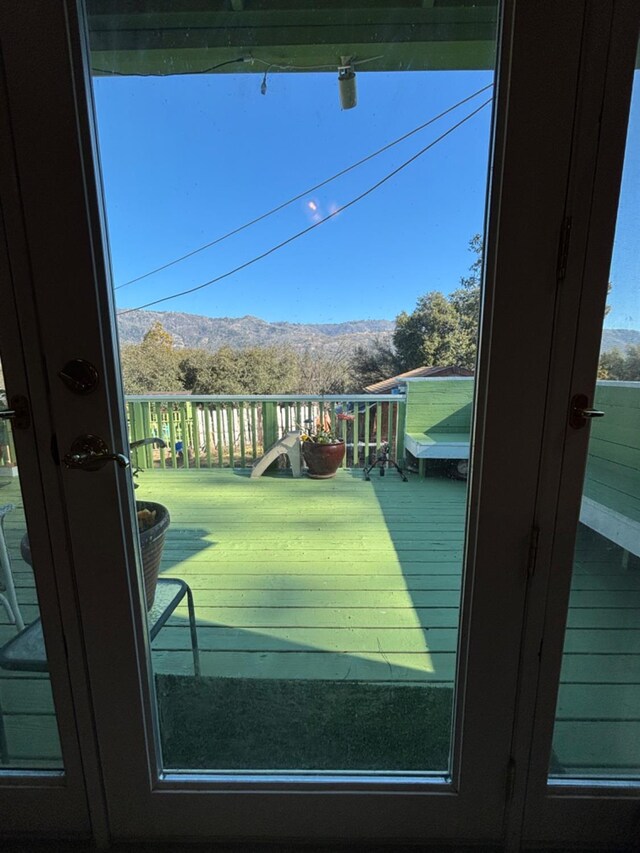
[92,68,638,329]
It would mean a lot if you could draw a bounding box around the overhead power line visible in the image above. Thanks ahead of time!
[93,54,383,80]
[117,98,492,317]
[92,57,248,78]
[115,82,493,290]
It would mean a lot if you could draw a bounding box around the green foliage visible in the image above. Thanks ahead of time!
[119,316,360,395]
[178,346,302,395]
[142,320,175,351]
[120,322,182,394]
[350,337,399,390]
[598,345,640,380]
[393,235,482,373]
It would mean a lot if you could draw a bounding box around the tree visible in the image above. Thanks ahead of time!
[178,345,302,395]
[393,235,482,372]
[120,321,182,393]
[598,345,640,380]
[350,337,399,390]
[141,320,176,351]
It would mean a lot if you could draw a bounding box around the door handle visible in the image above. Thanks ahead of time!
[569,393,605,429]
[63,434,130,471]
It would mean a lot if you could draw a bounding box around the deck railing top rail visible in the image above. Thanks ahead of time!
[126,393,404,403]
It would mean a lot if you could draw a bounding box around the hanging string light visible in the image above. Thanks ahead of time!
[338,57,357,110]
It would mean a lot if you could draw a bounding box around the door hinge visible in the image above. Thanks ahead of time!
[527,526,540,578]
[506,756,516,803]
[557,216,572,281]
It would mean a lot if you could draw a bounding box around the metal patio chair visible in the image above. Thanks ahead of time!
[0,504,24,632]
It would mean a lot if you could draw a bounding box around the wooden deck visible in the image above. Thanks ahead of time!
[1,469,639,775]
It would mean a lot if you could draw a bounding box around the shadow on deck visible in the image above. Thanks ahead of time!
[1,469,639,775]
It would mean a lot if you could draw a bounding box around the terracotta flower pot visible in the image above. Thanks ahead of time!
[302,440,345,479]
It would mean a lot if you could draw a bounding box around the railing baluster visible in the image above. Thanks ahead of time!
[239,402,246,467]
[353,402,360,468]
[215,405,224,467]
[179,402,189,469]
[156,403,166,469]
[396,399,406,467]
[364,402,371,466]
[251,403,258,462]
[204,406,212,468]
[142,402,154,468]
[262,401,278,453]
[226,404,235,468]
[168,404,177,469]
[192,402,201,469]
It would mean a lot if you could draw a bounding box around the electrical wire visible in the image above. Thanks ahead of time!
[117,98,491,316]
[91,57,248,77]
[93,54,383,79]
[250,55,384,72]
[115,82,493,290]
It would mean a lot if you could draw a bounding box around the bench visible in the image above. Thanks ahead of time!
[402,377,473,475]
[579,382,640,560]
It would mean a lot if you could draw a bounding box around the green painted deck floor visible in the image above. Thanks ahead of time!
[1,469,639,775]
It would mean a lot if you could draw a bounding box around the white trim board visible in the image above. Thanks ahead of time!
[405,433,471,460]
[580,496,640,558]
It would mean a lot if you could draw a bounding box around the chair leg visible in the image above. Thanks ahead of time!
[0,688,8,765]
[186,586,201,677]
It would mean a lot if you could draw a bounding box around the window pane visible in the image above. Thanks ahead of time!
[0,357,63,771]
[87,1,498,773]
[550,50,640,779]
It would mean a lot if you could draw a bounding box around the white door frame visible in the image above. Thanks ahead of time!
[0,0,621,845]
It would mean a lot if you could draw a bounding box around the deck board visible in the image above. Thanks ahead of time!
[1,468,640,776]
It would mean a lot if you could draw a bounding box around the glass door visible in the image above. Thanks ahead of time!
[0,9,98,832]
[0,0,611,845]
[515,1,640,847]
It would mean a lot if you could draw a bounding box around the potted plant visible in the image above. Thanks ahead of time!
[300,415,345,479]
[131,437,170,609]
[136,501,170,609]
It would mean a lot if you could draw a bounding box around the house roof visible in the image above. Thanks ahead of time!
[364,366,474,394]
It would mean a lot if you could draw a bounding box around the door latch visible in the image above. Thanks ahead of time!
[569,393,605,429]
[63,434,130,471]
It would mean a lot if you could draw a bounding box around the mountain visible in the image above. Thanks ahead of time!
[117,310,394,355]
[601,328,640,353]
[116,310,639,358]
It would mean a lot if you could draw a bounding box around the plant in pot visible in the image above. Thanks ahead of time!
[300,415,345,479]
[131,437,170,609]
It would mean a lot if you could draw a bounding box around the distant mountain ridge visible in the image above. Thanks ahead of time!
[601,328,640,353]
[117,310,394,355]
[116,309,638,358]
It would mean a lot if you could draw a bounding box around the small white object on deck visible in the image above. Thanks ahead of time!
[251,430,302,479]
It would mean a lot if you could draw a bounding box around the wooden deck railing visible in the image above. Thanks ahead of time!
[125,394,406,471]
